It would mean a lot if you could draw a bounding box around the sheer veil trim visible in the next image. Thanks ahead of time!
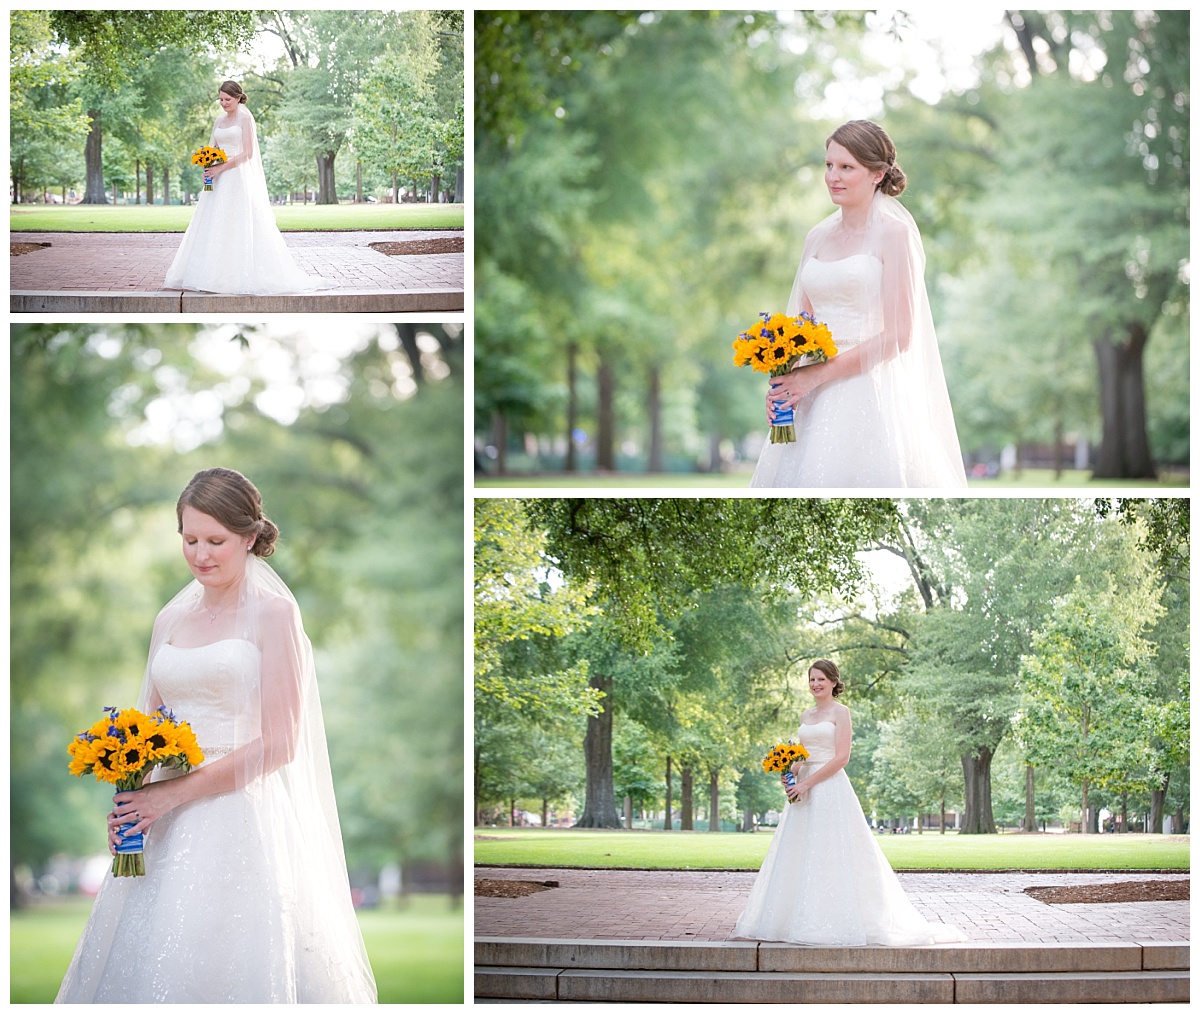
[135,555,376,1000]
[785,191,967,487]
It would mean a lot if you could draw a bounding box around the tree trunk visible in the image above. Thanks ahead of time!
[83,109,107,204]
[1092,328,1156,479]
[473,743,482,826]
[680,768,693,830]
[1081,777,1090,833]
[316,151,337,204]
[960,747,996,833]
[647,366,662,472]
[566,343,578,472]
[509,798,517,828]
[356,160,363,203]
[110,181,117,203]
[134,159,140,204]
[455,162,464,203]
[491,411,507,475]
[663,756,672,832]
[1149,772,1169,833]
[1053,417,1064,479]
[430,172,441,203]
[1119,791,1128,833]
[392,170,399,204]
[162,168,169,206]
[574,672,620,827]
[707,769,720,832]
[145,164,154,207]
[940,797,946,834]
[623,795,632,830]
[742,806,754,832]
[1023,764,1037,832]
[597,355,616,471]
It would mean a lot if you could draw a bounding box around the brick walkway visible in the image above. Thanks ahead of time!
[10,230,463,295]
[475,867,1190,945]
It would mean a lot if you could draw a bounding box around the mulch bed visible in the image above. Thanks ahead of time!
[12,242,51,256]
[476,878,560,899]
[368,237,463,256]
[1024,880,1189,904]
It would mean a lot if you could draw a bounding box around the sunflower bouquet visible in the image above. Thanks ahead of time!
[733,311,838,443]
[190,145,227,190]
[68,705,205,876]
[760,741,810,801]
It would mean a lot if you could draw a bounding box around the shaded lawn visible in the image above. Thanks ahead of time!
[11,893,463,1003]
[475,468,1188,489]
[474,828,1190,872]
[11,203,464,233]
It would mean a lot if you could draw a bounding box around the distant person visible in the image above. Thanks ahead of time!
[733,660,966,945]
[56,468,375,1002]
[751,120,966,488]
[163,80,325,294]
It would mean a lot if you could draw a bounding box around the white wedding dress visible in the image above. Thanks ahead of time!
[163,109,325,295]
[750,192,967,489]
[55,639,375,1003]
[733,722,966,946]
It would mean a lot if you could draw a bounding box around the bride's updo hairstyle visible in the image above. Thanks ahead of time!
[219,80,248,105]
[828,120,906,197]
[176,467,279,558]
[810,659,845,698]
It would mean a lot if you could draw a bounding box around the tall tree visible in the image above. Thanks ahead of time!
[48,11,259,203]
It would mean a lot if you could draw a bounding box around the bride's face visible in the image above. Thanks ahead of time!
[825,140,882,210]
[181,506,253,589]
[808,668,835,701]
[218,90,238,114]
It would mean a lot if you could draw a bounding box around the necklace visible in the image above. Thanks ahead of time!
[204,600,233,624]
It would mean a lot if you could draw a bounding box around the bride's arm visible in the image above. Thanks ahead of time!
[767,220,917,416]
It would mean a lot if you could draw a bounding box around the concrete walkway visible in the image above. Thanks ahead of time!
[475,867,1190,946]
[10,229,463,312]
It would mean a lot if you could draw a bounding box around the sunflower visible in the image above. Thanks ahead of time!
[89,737,125,783]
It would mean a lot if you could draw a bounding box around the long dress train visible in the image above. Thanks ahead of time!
[163,106,325,295]
[733,722,965,946]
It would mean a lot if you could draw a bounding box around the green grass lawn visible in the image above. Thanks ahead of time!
[476,468,1188,489]
[474,827,1190,872]
[11,203,464,233]
[11,893,463,1003]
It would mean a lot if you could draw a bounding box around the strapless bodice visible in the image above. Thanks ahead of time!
[794,721,836,764]
[801,254,882,350]
[211,122,244,157]
[151,639,261,755]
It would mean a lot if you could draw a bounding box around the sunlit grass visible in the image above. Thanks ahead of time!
[11,203,464,232]
[474,827,1190,871]
[11,893,463,1003]
[474,467,1187,489]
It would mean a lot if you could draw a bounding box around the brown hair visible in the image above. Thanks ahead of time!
[810,659,845,698]
[827,120,906,197]
[219,80,248,104]
[176,468,278,557]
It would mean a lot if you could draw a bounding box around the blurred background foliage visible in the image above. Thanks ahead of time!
[474,10,1188,481]
[11,322,464,904]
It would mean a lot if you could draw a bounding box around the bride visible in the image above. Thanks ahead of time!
[163,80,325,295]
[750,120,966,488]
[56,468,376,1003]
[733,660,965,946]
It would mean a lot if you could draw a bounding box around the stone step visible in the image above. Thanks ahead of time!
[10,288,463,313]
[476,965,1189,1004]
[476,937,1189,973]
[475,938,1190,1003]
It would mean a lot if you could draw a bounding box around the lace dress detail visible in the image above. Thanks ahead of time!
[55,640,373,1003]
[732,722,966,946]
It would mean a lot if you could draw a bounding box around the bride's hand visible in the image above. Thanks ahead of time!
[112,782,182,842]
[766,368,822,420]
